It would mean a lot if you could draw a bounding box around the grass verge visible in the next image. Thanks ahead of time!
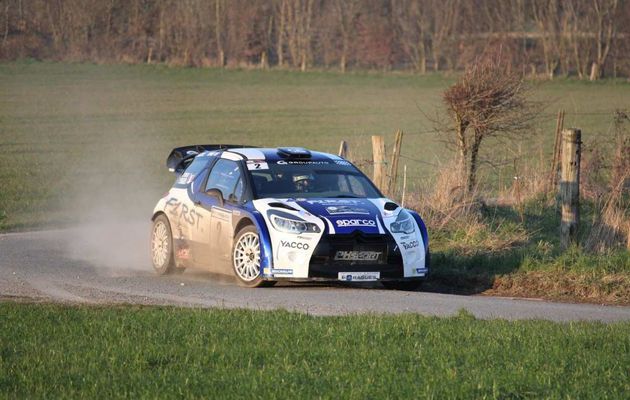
[423,198,630,305]
[1,302,629,399]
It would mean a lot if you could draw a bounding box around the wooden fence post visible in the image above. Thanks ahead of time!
[548,110,565,193]
[560,128,581,250]
[371,135,386,191]
[387,130,403,196]
[338,140,348,158]
[401,164,407,207]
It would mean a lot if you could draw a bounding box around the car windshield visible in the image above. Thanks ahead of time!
[250,160,381,199]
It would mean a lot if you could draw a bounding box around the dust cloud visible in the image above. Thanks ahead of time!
[57,83,170,276]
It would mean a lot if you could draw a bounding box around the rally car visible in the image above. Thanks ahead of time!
[150,145,429,289]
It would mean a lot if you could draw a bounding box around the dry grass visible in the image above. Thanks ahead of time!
[491,271,630,305]
[585,175,630,253]
[496,161,548,207]
[585,118,630,252]
[406,161,529,255]
[406,161,480,230]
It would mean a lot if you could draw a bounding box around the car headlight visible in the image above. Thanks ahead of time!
[390,210,416,234]
[268,211,321,234]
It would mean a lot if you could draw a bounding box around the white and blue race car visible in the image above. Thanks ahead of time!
[151,145,429,289]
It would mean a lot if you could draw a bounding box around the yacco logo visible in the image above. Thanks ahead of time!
[401,240,419,250]
[335,219,376,227]
[280,240,310,250]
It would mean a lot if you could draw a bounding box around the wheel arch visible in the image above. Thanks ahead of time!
[408,210,429,252]
[233,217,255,237]
[233,211,273,275]
[152,211,168,222]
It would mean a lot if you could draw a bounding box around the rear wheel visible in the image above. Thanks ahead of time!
[381,280,423,291]
[151,215,177,275]
[232,225,275,288]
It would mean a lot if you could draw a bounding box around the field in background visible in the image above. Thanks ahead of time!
[1,61,629,231]
[1,61,629,304]
[1,303,629,399]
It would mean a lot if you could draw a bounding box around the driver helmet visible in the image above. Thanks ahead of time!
[293,173,315,192]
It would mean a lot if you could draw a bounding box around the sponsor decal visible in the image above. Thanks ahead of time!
[338,272,380,281]
[326,206,370,215]
[276,160,330,165]
[401,240,420,250]
[166,197,204,230]
[334,251,381,261]
[280,240,310,250]
[176,247,190,259]
[211,207,232,222]
[176,172,195,185]
[415,268,426,276]
[272,268,293,275]
[306,199,362,205]
[334,160,351,166]
[335,219,376,227]
[246,160,269,170]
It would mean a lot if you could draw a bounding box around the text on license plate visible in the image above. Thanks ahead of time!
[338,272,380,282]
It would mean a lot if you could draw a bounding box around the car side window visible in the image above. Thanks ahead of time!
[205,159,243,202]
[174,156,210,188]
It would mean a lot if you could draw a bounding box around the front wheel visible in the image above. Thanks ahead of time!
[232,225,274,288]
[381,280,423,291]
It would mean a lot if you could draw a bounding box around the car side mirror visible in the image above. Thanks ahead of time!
[206,188,224,207]
[228,193,239,204]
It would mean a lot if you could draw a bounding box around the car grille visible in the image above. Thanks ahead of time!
[310,233,389,265]
[307,232,404,279]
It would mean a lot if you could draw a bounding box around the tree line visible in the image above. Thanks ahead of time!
[2,0,629,79]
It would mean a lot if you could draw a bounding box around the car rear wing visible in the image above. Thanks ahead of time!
[166,144,254,173]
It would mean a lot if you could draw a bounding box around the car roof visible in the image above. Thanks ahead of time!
[226,147,343,162]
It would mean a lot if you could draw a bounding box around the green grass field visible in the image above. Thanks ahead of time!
[1,61,629,231]
[1,303,629,399]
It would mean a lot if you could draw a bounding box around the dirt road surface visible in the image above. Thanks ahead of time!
[1,228,629,322]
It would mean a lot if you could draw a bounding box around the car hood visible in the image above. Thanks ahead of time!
[292,198,386,235]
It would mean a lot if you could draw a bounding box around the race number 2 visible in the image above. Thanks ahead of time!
[246,160,269,170]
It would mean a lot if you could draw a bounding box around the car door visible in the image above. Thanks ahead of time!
[191,158,245,273]
[165,156,209,250]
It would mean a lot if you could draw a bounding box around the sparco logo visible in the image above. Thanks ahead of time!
[334,251,381,261]
[335,219,376,227]
[280,240,310,250]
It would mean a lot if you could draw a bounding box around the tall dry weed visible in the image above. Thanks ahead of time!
[406,161,481,230]
[585,123,630,254]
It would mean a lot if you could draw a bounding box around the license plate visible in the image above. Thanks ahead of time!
[338,272,380,282]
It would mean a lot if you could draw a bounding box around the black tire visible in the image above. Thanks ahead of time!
[232,225,275,288]
[381,280,423,291]
[150,214,177,275]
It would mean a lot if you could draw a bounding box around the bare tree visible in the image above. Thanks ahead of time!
[333,0,360,72]
[589,0,619,80]
[532,0,561,78]
[283,0,314,71]
[428,0,460,72]
[3,0,630,76]
[442,51,535,193]
[214,0,225,66]
[392,0,428,73]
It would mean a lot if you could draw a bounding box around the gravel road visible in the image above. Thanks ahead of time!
[1,228,629,322]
